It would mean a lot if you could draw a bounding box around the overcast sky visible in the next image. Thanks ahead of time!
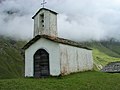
[0,0,120,41]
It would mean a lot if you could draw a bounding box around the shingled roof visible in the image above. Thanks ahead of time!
[22,35,92,50]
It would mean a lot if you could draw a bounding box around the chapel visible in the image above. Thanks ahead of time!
[23,8,93,78]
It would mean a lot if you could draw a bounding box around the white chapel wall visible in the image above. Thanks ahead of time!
[59,44,93,75]
[25,38,60,77]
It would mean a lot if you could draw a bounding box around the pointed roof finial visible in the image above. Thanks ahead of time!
[41,0,47,8]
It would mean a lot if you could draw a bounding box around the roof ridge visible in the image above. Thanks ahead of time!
[22,35,92,50]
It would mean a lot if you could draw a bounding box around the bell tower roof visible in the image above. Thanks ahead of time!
[32,8,58,19]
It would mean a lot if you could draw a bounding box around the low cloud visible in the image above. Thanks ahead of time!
[0,0,120,41]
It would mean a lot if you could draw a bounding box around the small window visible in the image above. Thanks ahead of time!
[40,14,44,28]
[40,14,44,18]
[41,20,44,23]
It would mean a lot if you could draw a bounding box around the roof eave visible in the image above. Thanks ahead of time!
[22,35,92,50]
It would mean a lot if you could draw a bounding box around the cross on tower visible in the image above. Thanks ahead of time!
[41,0,47,8]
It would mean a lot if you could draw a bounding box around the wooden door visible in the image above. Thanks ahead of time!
[34,49,49,78]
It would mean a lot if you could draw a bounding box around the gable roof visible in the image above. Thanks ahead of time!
[32,8,58,19]
[23,35,92,50]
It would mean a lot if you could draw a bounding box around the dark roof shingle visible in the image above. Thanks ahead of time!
[22,35,92,50]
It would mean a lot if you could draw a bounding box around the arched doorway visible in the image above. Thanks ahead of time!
[34,49,50,78]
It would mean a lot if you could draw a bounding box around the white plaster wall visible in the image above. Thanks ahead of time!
[34,14,39,37]
[25,38,60,77]
[49,12,57,36]
[34,10,44,37]
[44,11,58,37]
[59,44,93,75]
[33,9,57,37]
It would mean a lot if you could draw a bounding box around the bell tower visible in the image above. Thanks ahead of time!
[32,8,58,37]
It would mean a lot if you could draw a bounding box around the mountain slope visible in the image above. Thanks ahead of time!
[0,36,25,79]
[101,40,120,57]
[82,41,120,70]
[83,41,120,58]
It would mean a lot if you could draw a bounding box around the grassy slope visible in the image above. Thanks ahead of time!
[0,36,25,79]
[93,49,120,70]
[0,71,120,90]
[101,41,120,58]
[83,41,120,70]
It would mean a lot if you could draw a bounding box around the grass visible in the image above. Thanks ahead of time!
[87,41,120,58]
[83,41,120,70]
[0,71,120,90]
[93,49,120,70]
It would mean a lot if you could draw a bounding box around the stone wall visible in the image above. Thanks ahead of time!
[101,62,120,73]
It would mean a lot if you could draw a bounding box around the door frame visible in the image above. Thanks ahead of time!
[33,48,50,78]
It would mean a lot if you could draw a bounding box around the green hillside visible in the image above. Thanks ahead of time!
[0,36,26,79]
[83,41,120,58]
[82,41,120,70]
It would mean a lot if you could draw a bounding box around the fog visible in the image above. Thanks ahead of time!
[0,0,120,41]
